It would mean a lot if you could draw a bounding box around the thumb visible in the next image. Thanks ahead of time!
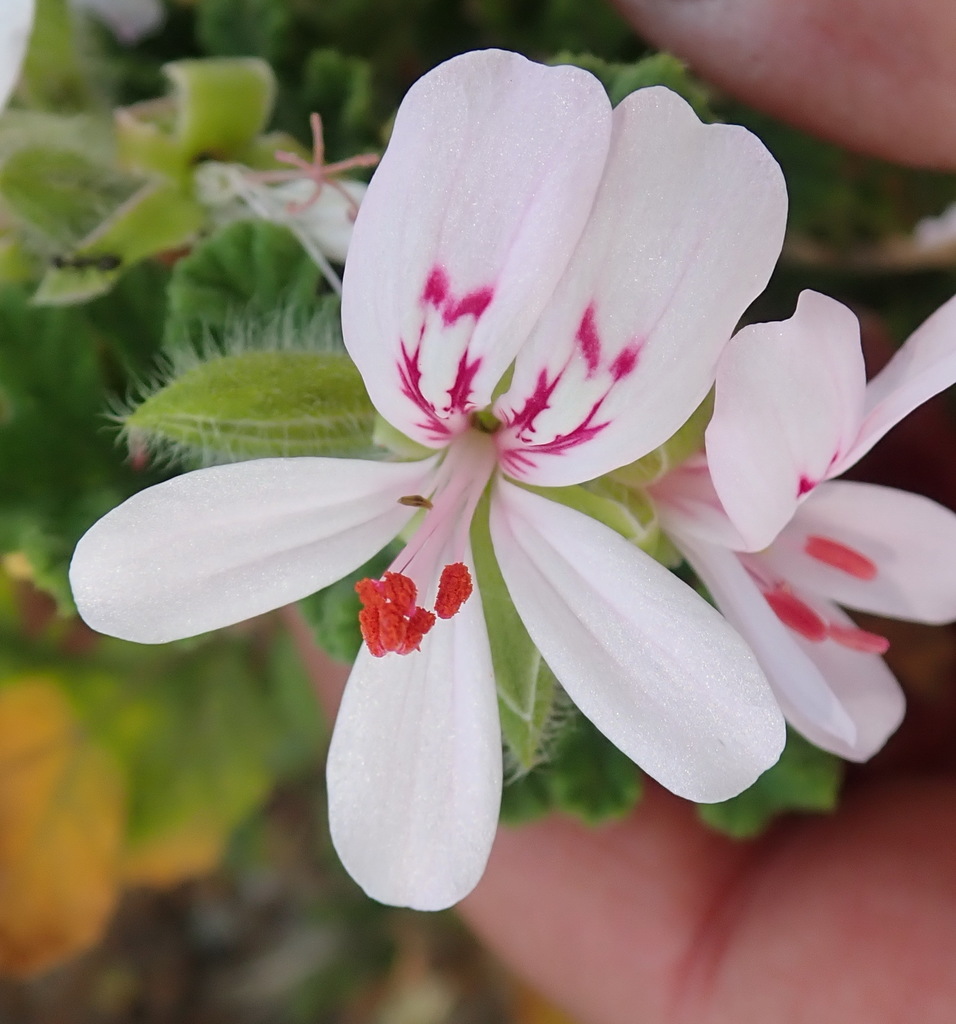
[614,0,956,169]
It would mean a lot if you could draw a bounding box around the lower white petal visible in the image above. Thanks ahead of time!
[762,480,956,624]
[70,456,437,643]
[676,534,859,750]
[789,605,904,761]
[327,564,501,910]
[489,481,784,803]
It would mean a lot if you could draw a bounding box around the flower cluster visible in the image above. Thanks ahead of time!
[69,50,956,910]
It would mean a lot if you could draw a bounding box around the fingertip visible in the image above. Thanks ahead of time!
[615,0,956,168]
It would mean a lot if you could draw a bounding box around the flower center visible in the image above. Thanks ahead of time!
[354,431,495,658]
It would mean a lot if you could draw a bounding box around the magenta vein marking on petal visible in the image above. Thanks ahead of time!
[797,475,816,497]
[420,264,494,327]
[445,350,483,415]
[444,286,494,326]
[500,397,611,475]
[506,368,563,438]
[422,265,449,309]
[609,341,642,382]
[575,303,601,377]
[398,339,452,441]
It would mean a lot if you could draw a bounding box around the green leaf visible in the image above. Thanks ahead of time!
[114,58,278,183]
[0,284,149,607]
[126,347,377,462]
[550,52,713,117]
[74,635,321,849]
[500,709,643,825]
[295,49,380,161]
[20,0,95,111]
[164,58,277,162]
[82,260,170,377]
[471,492,557,773]
[474,0,637,60]
[165,219,325,338]
[195,0,292,67]
[32,181,204,306]
[0,111,115,166]
[0,146,141,249]
[697,729,844,838]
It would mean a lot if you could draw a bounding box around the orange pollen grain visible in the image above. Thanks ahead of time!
[435,563,473,619]
[804,535,878,580]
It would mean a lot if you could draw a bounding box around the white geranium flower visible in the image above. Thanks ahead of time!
[654,290,956,759]
[70,50,789,910]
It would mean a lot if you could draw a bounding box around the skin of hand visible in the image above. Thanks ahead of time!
[613,0,956,169]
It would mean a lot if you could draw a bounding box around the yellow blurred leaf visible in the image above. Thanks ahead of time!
[122,817,225,888]
[513,982,581,1024]
[0,678,124,976]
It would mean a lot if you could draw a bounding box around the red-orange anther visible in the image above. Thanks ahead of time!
[355,571,435,657]
[435,562,473,619]
[380,571,418,615]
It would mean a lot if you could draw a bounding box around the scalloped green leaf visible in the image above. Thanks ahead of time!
[0,284,149,607]
[166,219,324,337]
[550,52,713,117]
[297,546,397,664]
[697,729,844,838]
[500,710,643,825]
[295,49,380,161]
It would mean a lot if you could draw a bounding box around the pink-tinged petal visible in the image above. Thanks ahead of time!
[673,532,859,752]
[489,481,785,802]
[759,479,956,624]
[327,549,501,910]
[842,291,956,468]
[706,291,866,551]
[342,50,612,446]
[70,456,438,643]
[0,0,33,111]
[495,86,787,486]
[239,176,365,264]
[296,180,365,263]
[650,454,751,550]
[788,605,905,762]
